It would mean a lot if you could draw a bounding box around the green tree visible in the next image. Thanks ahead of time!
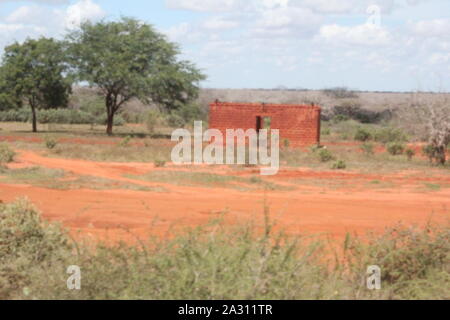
[0,66,22,111]
[1,38,72,132]
[67,17,205,135]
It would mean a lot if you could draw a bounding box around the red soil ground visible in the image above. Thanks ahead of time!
[1,146,449,244]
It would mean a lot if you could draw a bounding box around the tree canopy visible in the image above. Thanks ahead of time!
[1,37,71,132]
[66,17,205,135]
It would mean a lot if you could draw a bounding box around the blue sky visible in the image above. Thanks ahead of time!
[1,0,449,91]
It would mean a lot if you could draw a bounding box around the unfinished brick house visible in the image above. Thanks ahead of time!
[209,101,321,147]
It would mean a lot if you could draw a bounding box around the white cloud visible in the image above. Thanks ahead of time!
[165,0,238,12]
[317,23,392,46]
[0,0,69,4]
[202,17,239,30]
[0,0,105,56]
[411,18,450,38]
[65,0,105,29]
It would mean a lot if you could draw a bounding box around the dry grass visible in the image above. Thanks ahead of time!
[0,199,448,300]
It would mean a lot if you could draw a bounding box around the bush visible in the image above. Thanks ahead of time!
[321,128,331,136]
[145,110,164,134]
[330,101,392,124]
[374,127,408,144]
[361,143,375,156]
[154,159,166,168]
[332,114,350,123]
[167,103,205,128]
[119,136,132,147]
[422,144,446,165]
[167,113,185,128]
[387,142,405,156]
[0,107,126,126]
[0,143,16,164]
[44,136,57,150]
[318,148,335,162]
[283,139,291,148]
[354,128,373,142]
[332,160,347,170]
[405,148,416,161]
[345,223,450,298]
[323,87,359,99]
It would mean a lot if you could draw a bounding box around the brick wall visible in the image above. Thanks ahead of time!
[209,102,321,147]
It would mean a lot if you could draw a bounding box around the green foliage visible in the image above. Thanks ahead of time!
[145,110,162,134]
[0,143,16,164]
[332,114,350,123]
[405,148,416,161]
[167,112,186,128]
[0,199,72,299]
[119,136,132,147]
[374,127,408,144]
[331,101,392,124]
[354,128,373,142]
[66,17,205,135]
[387,142,406,156]
[422,144,447,165]
[1,37,72,132]
[317,148,335,162]
[167,102,205,128]
[321,128,331,136]
[0,107,125,126]
[44,136,58,150]
[361,143,375,156]
[332,160,347,170]
[345,223,449,298]
[283,139,291,148]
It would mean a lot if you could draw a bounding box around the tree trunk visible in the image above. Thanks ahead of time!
[438,146,446,165]
[31,105,37,133]
[106,112,114,136]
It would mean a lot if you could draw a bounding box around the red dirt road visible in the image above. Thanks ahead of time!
[1,150,449,243]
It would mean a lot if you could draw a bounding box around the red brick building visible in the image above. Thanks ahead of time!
[209,102,321,147]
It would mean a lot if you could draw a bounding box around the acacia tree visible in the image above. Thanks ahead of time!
[0,67,22,111]
[66,17,205,135]
[1,38,71,132]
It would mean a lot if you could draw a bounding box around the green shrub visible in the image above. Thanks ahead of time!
[387,142,405,156]
[332,160,347,170]
[145,110,162,134]
[354,128,373,142]
[0,107,126,126]
[332,114,350,123]
[0,143,16,164]
[167,113,185,128]
[321,128,331,136]
[374,127,408,144]
[119,136,132,147]
[422,144,446,165]
[405,148,416,161]
[283,139,291,148]
[310,145,322,153]
[154,159,166,168]
[346,223,450,297]
[361,143,375,156]
[44,136,57,150]
[318,148,335,162]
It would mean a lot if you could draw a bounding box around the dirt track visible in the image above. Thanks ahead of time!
[1,149,449,243]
